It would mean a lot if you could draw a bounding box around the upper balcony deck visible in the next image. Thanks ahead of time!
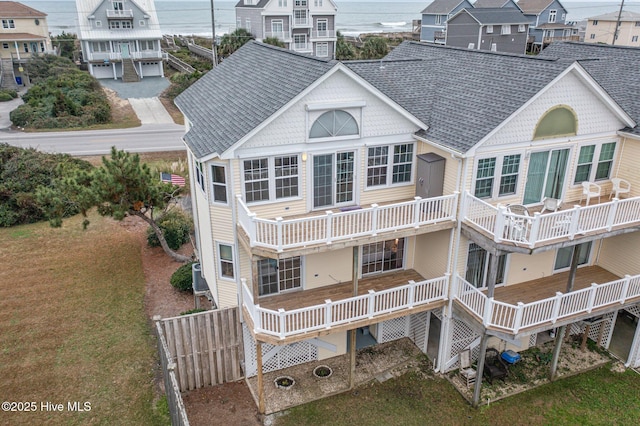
[241,269,449,344]
[463,191,640,253]
[237,193,458,257]
[454,266,640,337]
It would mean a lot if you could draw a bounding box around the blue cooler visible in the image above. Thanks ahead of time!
[501,350,521,364]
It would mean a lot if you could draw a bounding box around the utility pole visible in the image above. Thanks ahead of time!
[210,0,219,66]
[612,0,625,46]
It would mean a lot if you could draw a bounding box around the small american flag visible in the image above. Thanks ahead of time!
[160,172,186,187]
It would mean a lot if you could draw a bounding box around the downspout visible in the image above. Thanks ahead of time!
[230,158,242,313]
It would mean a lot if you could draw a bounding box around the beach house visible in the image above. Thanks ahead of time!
[175,40,640,409]
[517,0,576,51]
[419,0,473,43]
[585,11,640,47]
[0,1,53,89]
[75,0,164,81]
[235,0,338,58]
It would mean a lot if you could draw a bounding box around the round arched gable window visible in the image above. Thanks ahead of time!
[309,110,359,139]
[533,105,577,140]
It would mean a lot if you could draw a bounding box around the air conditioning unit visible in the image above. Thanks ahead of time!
[191,263,209,294]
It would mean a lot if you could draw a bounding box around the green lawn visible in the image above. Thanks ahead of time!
[0,213,169,425]
[277,366,640,426]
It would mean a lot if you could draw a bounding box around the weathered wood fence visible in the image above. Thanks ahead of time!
[156,307,244,392]
[156,320,190,426]
[164,52,196,74]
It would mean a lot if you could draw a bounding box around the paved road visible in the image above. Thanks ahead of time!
[1,124,186,156]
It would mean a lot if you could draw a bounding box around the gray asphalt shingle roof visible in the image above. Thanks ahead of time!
[539,42,640,136]
[461,7,530,24]
[175,41,335,158]
[421,0,469,15]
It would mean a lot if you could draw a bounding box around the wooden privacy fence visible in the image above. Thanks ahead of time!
[156,307,244,392]
[156,320,190,426]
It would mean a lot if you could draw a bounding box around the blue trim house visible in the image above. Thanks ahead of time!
[517,0,575,50]
[420,0,473,44]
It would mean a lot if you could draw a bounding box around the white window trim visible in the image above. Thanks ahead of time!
[518,24,526,33]
[365,142,416,190]
[572,141,617,186]
[361,238,407,277]
[216,242,236,281]
[194,160,207,197]
[548,9,557,24]
[242,155,301,205]
[501,25,511,35]
[473,152,524,200]
[553,242,592,272]
[210,163,229,205]
[316,42,329,57]
[257,256,304,297]
[486,25,493,34]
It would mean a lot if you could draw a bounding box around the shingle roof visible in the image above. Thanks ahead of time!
[539,42,640,132]
[421,0,469,15]
[175,41,335,158]
[0,32,46,41]
[474,0,516,8]
[349,42,568,153]
[588,10,640,22]
[0,1,46,17]
[462,7,530,24]
[235,0,271,8]
[517,0,554,15]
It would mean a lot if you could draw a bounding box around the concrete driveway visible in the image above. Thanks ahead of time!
[128,97,174,125]
[99,77,174,125]
[0,96,24,129]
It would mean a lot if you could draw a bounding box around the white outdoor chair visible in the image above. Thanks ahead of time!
[459,349,476,388]
[581,182,601,206]
[505,204,530,242]
[610,178,631,200]
[541,197,562,213]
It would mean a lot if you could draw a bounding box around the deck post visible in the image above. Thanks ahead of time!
[472,334,489,407]
[256,341,265,414]
[371,204,379,235]
[413,196,422,227]
[606,198,619,231]
[251,255,260,303]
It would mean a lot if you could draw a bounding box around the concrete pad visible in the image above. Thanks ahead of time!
[0,96,24,129]
[128,97,174,125]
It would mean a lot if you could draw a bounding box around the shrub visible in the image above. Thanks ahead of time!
[170,262,195,292]
[180,308,206,316]
[147,210,192,250]
[0,90,17,101]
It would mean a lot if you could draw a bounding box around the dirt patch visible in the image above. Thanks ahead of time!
[103,86,141,128]
[159,94,184,125]
[132,214,259,425]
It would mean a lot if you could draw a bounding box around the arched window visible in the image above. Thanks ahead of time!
[533,105,577,140]
[309,110,359,139]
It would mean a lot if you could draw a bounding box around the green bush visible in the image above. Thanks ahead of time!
[147,210,192,250]
[180,308,206,316]
[0,90,17,101]
[170,262,195,292]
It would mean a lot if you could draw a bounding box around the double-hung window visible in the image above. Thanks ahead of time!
[366,143,414,188]
[217,243,235,279]
[2,19,15,29]
[573,142,616,184]
[211,165,228,204]
[258,257,302,296]
[501,25,511,35]
[243,156,299,203]
[518,24,526,33]
[548,10,557,23]
[194,160,206,194]
[486,25,493,34]
[474,154,521,199]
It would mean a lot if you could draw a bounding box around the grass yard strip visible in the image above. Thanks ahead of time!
[0,212,169,425]
[277,367,640,426]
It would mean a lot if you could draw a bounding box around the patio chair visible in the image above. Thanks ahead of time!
[459,349,476,388]
[541,197,562,213]
[483,348,508,384]
[581,182,601,206]
[610,178,631,200]
[505,204,530,242]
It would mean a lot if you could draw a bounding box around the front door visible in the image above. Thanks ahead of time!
[523,148,569,204]
[30,42,38,53]
[119,42,130,59]
[312,152,355,209]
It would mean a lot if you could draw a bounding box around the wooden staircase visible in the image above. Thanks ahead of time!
[0,59,19,90]
[121,58,139,83]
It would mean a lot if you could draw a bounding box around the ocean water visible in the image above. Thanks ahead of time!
[20,1,640,37]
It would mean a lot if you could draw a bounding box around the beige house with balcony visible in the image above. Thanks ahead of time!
[585,10,640,47]
[75,0,164,80]
[175,40,640,412]
[235,0,337,58]
[0,1,53,88]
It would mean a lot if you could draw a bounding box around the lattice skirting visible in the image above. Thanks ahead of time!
[379,316,410,343]
[565,312,615,347]
[444,317,481,372]
[619,305,640,368]
[409,312,429,354]
[242,324,318,378]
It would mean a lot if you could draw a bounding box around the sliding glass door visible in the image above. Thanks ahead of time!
[312,152,354,209]
[523,148,569,204]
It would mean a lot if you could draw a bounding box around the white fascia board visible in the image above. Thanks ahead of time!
[220,63,428,160]
[618,130,640,140]
[466,62,636,158]
[413,133,466,158]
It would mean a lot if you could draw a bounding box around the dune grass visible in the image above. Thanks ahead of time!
[0,212,169,425]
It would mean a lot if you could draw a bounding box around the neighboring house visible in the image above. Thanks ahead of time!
[420,0,473,43]
[235,0,338,58]
[446,7,529,53]
[175,40,640,411]
[585,11,640,47]
[75,0,164,81]
[473,0,521,9]
[0,1,53,89]
[517,0,576,51]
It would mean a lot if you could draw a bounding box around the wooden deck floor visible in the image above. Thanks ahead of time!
[259,269,426,311]
[491,265,620,304]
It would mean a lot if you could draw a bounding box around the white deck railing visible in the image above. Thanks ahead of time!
[463,192,640,248]
[106,9,134,18]
[241,275,449,339]
[455,274,640,333]
[237,193,458,252]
